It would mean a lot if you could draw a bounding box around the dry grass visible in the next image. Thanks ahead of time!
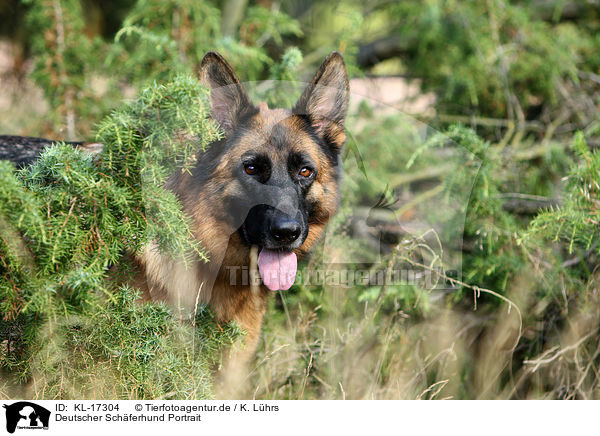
[246,239,600,400]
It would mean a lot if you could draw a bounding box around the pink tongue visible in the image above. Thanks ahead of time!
[257,249,298,291]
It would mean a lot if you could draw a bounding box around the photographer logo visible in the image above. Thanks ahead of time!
[2,402,50,433]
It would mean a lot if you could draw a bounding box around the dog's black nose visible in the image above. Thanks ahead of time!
[271,218,301,245]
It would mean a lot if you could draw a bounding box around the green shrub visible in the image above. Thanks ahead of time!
[0,75,241,399]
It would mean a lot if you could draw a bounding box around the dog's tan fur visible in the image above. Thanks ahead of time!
[134,52,349,390]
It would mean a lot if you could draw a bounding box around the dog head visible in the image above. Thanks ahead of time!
[190,51,349,290]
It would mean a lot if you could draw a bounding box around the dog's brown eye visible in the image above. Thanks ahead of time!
[245,164,257,175]
[299,167,312,178]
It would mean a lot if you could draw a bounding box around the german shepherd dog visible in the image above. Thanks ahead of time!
[0,51,349,386]
[143,51,349,361]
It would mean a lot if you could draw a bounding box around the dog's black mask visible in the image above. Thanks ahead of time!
[236,162,311,251]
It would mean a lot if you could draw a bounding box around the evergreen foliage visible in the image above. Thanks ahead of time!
[30,287,242,399]
[0,75,240,398]
[387,1,588,117]
[108,0,301,86]
[22,0,102,137]
[524,132,600,256]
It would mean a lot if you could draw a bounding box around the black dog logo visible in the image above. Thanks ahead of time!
[3,402,50,433]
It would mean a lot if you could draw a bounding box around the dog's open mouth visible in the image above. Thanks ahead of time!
[257,248,297,291]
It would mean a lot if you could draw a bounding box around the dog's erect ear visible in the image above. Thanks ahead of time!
[199,52,254,135]
[294,52,349,151]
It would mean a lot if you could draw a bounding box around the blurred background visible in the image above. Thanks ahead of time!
[1,0,600,399]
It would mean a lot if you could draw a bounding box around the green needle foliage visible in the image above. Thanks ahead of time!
[22,0,105,138]
[31,287,243,399]
[0,75,241,398]
[524,132,600,256]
